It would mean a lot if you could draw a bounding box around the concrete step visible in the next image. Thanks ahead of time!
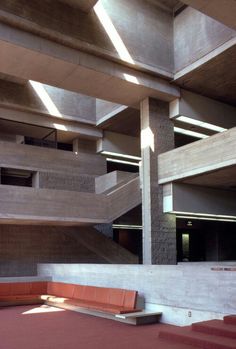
[192,320,236,339]
[224,316,236,326]
[158,338,202,349]
[159,326,236,349]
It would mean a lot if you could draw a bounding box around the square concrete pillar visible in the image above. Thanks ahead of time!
[140,97,176,264]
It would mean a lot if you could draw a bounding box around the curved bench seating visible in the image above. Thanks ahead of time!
[0,281,140,315]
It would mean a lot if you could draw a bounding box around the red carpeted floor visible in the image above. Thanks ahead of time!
[0,305,199,349]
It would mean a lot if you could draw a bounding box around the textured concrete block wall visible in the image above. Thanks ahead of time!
[0,225,107,277]
[38,172,95,193]
[141,98,176,264]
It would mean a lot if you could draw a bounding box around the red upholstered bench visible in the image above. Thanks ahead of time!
[46,282,139,314]
[0,281,140,315]
[0,282,47,306]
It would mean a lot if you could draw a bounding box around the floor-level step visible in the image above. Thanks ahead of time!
[192,320,236,339]
[159,325,236,349]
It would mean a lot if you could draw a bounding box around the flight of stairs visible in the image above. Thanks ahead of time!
[159,316,236,349]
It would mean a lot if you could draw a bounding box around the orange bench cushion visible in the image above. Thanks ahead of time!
[47,282,138,312]
[47,282,75,298]
[0,282,47,296]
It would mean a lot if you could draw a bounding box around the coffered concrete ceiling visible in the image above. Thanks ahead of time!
[174,44,236,107]
[151,0,182,12]
[181,0,236,30]
[182,166,236,190]
[100,107,140,137]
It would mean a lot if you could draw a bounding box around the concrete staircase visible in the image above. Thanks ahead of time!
[0,173,141,225]
[159,316,236,349]
[71,226,138,264]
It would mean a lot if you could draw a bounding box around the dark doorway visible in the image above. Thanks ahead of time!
[113,229,142,263]
[177,218,236,262]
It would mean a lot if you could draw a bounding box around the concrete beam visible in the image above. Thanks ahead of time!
[158,127,236,184]
[97,131,140,158]
[59,0,98,12]
[170,89,236,129]
[0,0,174,79]
[181,0,236,30]
[0,106,102,142]
[0,23,179,106]
[163,183,236,219]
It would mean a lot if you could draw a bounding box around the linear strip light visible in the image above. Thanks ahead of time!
[177,116,227,133]
[101,151,141,161]
[172,211,236,222]
[106,158,140,167]
[174,126,209,139]
[112,224,142,230]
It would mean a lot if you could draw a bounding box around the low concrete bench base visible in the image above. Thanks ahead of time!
[46,300,162,325]
[115,310,162,325]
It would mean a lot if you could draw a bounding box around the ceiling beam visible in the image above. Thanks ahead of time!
[0,23,179,106]
[59,0,98,12]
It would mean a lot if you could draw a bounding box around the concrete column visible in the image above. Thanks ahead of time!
[140,97,176,264]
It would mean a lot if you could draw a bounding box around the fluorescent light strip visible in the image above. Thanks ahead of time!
[177,116,227,133]
[102,151,141,161]
[106,158,140,167]
[172,211,236,222]
[112,224,142,230]
[174,126,209,139]
[178,216,236,223]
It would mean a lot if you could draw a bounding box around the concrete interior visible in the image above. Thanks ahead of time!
[0,0,235,338]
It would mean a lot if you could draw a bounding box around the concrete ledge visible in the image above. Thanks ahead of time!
[0,276,52,283]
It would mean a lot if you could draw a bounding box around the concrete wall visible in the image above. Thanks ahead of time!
[38,263,236,325]
[0,225,108,277]
[0,225,137,277]
[0,0,174,77]
[174,7,236,72]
